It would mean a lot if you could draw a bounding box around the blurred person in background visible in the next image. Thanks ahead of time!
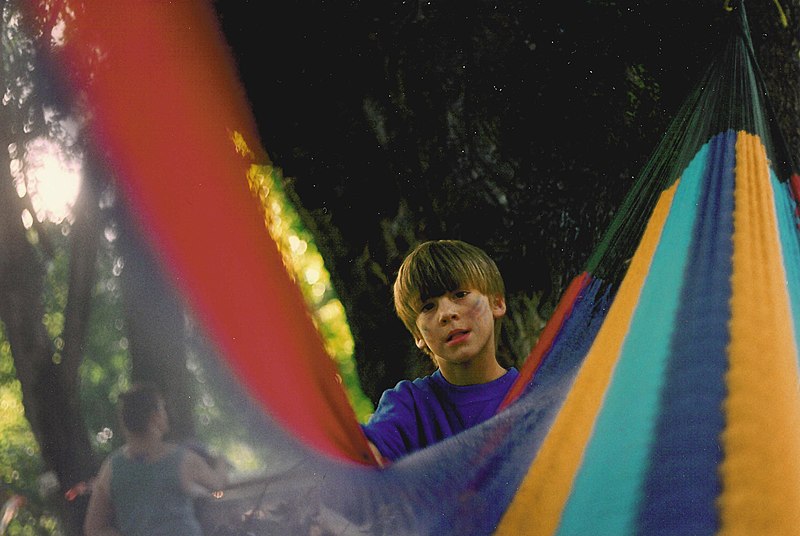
[84,382,229,536]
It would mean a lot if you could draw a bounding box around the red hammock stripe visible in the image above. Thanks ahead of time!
[498,271,591,411]
[32,0,377,465]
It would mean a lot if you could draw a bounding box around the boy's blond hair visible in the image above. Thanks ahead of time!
[393,240,505,355]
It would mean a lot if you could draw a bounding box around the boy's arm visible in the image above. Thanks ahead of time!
[84,460,124,536]
[181,448,229,496]
[366,439,389,468]
[362,384,419,462]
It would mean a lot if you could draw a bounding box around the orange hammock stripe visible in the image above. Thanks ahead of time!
[495,180,679,535]
[718,132,800,534]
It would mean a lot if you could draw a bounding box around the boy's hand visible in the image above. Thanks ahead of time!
[367,440,389,468]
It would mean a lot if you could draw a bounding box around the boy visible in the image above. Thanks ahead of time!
[84,383,229,536]
[362,240,519,462]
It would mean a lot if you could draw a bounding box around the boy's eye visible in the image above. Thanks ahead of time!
[420,302,434,313]
[453,290,469,299]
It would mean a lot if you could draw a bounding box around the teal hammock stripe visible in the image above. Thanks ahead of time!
[556,142,710,536]
[772,172,800,360]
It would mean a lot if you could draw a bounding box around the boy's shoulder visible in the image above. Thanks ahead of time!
[377,368,518,410]
[370,371,443,410]
[381,371,441,398]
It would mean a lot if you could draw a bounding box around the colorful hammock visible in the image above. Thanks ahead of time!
[36,1,800,534]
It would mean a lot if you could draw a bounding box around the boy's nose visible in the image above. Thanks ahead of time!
[438,307,458,324]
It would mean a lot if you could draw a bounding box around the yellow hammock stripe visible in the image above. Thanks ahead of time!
[495,180,679,535]
[718,132,800,534]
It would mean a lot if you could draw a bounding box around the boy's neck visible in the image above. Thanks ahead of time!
[438,359,507,386]
[125,435,168,461]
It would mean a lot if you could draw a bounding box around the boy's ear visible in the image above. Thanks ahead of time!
[415,337,427,350]
[491,295,507,318]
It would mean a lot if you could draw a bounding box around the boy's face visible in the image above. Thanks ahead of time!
[414,288,506,375]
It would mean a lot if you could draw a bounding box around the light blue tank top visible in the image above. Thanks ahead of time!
[110,446,202,536]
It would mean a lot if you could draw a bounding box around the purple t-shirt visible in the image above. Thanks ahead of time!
[362,368,519,461]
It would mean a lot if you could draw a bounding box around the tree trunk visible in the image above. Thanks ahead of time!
[751,0,800,163]
[0,110,93,536]
[116,203,197,442]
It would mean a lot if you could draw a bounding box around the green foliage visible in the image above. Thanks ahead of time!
[78,235,131,458]
[246,162,374,420]
[0,341,15,384]
[0,379,44,494]
[624,63,661,127]
[0,327,57,536]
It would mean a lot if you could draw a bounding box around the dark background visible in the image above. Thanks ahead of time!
[211,0,800,402]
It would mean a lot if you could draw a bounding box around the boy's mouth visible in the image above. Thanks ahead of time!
[446,329,470,344]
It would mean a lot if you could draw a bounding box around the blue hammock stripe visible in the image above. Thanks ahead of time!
[555,139,710,536]
[634,129,735,535]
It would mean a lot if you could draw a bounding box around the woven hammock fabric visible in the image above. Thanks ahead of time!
[33,1,800,534]
[497,130,800,536]
[27,0,378,466]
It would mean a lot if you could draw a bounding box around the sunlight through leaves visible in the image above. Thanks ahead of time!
[239,138,373,420]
